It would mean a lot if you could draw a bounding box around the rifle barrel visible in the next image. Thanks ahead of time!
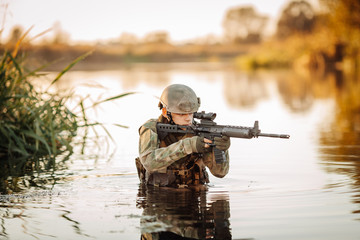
[258,133,290,139]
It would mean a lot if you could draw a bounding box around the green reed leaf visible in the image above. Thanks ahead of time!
[91,92,136,108]
[47,51,93,89]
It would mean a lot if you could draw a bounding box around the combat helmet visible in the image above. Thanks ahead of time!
[159,84,200,114]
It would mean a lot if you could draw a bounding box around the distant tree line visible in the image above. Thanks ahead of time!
[1,1,319,47]
[1,0,359,72]
[222,0,316,43]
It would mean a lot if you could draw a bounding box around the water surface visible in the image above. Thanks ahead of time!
[1,63,359,239]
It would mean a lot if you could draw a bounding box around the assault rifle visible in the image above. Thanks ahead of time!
[157,111,290,164]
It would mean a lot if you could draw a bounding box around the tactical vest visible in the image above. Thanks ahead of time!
[136,117,209,187]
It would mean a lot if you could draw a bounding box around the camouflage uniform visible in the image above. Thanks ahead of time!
[136,115,230,187]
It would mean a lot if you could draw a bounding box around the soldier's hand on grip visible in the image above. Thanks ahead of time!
[193,136,211,153]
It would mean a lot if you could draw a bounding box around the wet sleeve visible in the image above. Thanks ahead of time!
[138,125,198,173]
[202,149,229,178]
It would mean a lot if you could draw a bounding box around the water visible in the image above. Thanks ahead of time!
[1,63,360,239]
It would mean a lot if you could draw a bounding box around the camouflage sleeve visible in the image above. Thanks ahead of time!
[202,150,229,178]
[138,120,198,173]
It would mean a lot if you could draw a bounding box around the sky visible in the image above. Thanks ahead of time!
[1,0,319,44]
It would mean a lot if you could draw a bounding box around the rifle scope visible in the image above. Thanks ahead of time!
[193,111,216,121]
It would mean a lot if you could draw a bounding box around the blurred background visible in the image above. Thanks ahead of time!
[1,0,360,239]
[2,0,355,72]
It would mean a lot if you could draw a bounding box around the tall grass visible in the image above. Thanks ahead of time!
[0,47,133,193]
[0,50,84,193]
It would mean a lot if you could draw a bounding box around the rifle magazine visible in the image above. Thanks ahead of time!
[214,148,226,164]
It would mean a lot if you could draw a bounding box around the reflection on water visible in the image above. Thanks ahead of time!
[277,70,339,112]
[319,76,360,216]
[1,63,360,239]
[223,71,268,109]
[137,185,231,240]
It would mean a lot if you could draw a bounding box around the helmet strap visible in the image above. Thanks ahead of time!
[162,108,174,124]
[167,112,175,124]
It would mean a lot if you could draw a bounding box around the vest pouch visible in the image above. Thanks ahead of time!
[194,160,210,184]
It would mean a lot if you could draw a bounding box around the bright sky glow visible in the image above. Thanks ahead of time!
[1,0,318,43]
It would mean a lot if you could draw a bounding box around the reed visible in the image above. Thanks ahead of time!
[0,46,132,193]
[0,50,79,192]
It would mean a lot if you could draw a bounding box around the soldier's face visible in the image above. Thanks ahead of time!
[171,113,193,126]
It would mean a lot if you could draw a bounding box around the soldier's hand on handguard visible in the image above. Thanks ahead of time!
[214,136,231,151]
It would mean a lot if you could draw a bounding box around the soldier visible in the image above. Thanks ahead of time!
[136,84,230,187]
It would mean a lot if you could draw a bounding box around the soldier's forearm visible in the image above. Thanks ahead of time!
[140,137,195,172]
